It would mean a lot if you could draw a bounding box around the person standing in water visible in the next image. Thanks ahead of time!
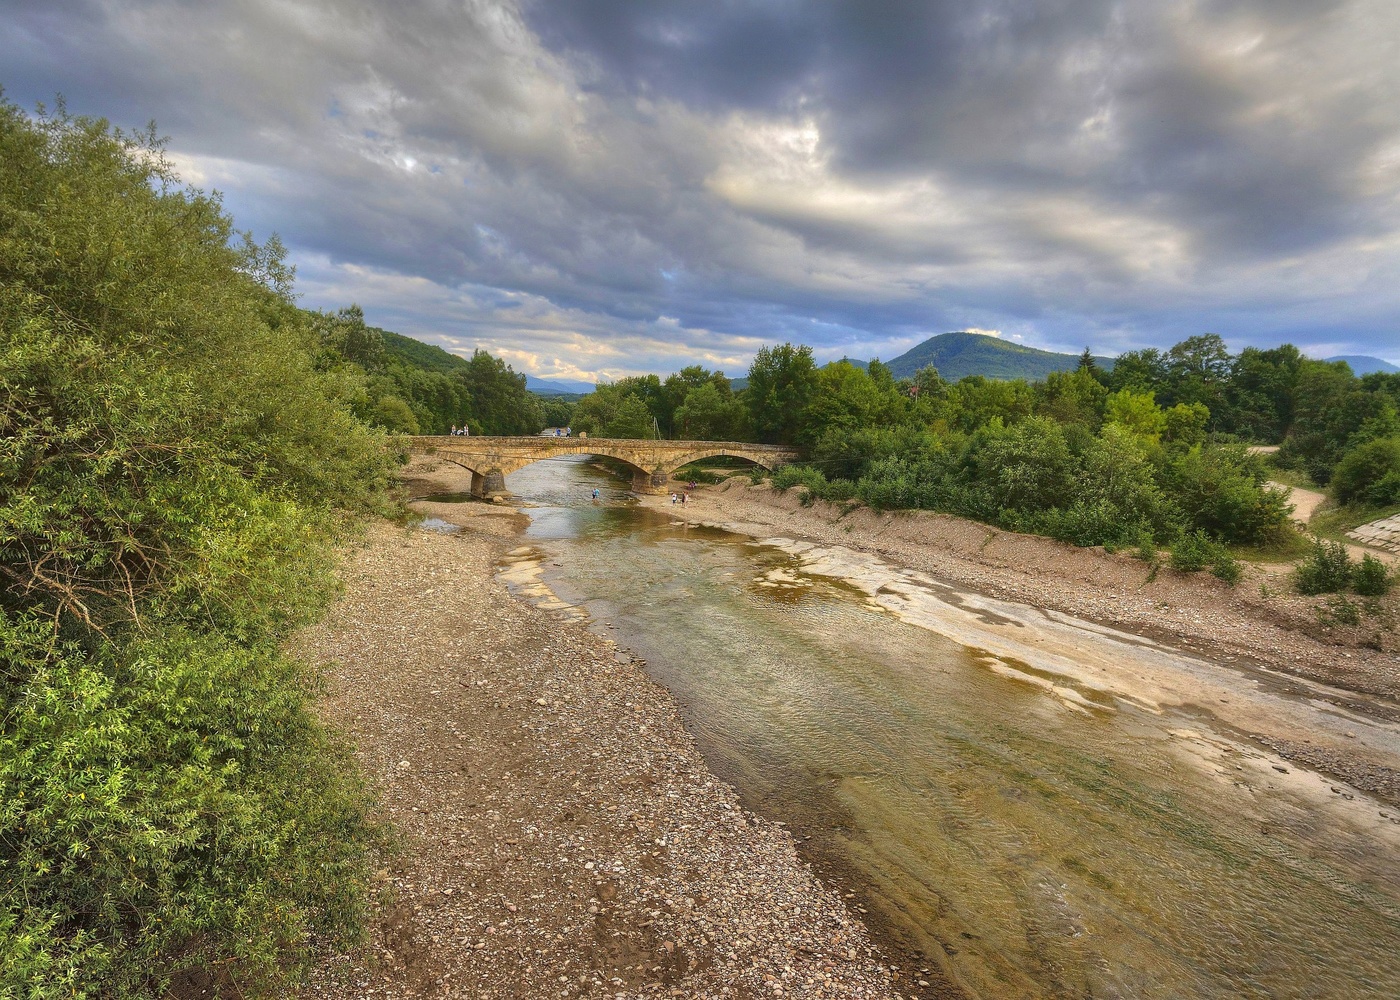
[592,488,600,500]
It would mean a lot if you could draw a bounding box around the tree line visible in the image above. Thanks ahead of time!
[560,336,1400,560]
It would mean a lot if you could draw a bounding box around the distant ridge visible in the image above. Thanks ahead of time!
[883,332,1112,381]
[524,374,597,395]
[1326,355,1400,375]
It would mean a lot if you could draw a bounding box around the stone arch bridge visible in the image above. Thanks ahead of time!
[408,436,802,499]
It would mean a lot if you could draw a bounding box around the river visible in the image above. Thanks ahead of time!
[448,455,1400,1000]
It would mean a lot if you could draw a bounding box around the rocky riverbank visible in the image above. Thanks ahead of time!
[293,461,919,999]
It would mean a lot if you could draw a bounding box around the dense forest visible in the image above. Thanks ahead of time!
[0,103,545,996]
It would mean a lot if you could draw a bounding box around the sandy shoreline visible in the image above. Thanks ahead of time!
[294,460,913,999]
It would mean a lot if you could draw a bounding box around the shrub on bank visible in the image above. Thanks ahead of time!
[1,100,392,997]
[1353,554,1393,597]
[1294,540,1354,595]
[1331,436,1400,507]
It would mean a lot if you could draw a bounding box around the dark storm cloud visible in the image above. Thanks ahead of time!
[3,0,1398,376]
[526,0,1399,261]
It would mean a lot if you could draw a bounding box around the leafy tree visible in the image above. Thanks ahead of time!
[542,397,576,429]
[673,381,747,440]
[943,376,1036,433]
[908,364,949,404]
[745,343,818,444]
[1281,359,1395,483]
[318,305,386,368]
[1104,388,1167,442]
[1228,344,1303,442]
[800,360,909,446]
[461,349,543,435]
[572,382,658,437]
[1165,334,1232,428]
[660,366,732,435]
[606,394,656,438]
[1036,368,1107,428]
[1162,402,1210,450]
[1107,347,1168,393]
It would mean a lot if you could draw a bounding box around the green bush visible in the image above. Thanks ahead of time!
[1331,436,1400,506]
[1,625,379,998]
[1211,549,1243,586]
[1317,595,1362,627]
[1353,554,1393,597]
[773,464,829,493]
[1169,530,1216,572]
[1,100,391,996]
[1166,530,1242,583]
[1163,445,1293,544]
[1294,539,1354,595]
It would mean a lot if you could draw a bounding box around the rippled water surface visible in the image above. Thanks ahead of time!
[493,457,1400,1000]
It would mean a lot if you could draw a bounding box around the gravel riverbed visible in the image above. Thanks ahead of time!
[293,464,916,999]
[294,461,1399,999]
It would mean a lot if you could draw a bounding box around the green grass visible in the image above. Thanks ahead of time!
[1309,499,1400,546]
[1260,458,1317,491]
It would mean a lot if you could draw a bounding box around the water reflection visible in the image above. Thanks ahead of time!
[498,457,1400,1000]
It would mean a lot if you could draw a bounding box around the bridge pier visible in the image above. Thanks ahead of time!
[471,468,510,501]
[631,466,669,494]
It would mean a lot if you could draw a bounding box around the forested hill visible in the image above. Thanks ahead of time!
[317,309,547,435]
[379,327,471,373]
[885,331,1113,381]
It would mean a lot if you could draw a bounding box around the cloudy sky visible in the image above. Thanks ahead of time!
[5,1,1399,380]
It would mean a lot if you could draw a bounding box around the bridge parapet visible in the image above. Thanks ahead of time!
[407,435,800,497]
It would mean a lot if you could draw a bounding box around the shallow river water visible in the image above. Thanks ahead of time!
[470,457,1400,1000]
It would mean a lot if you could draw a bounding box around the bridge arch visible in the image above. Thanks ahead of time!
[408,436,801,499]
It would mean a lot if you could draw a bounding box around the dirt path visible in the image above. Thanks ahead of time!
[1273,481,1329,522]
[1263,481,1399,566]
[292,462,918,999]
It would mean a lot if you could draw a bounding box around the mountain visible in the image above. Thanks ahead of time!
[883,332,1112,381]
[377,330,596,393]
[525,374,597,395]
[1326,355,1400,375]
[379,329,470,374]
